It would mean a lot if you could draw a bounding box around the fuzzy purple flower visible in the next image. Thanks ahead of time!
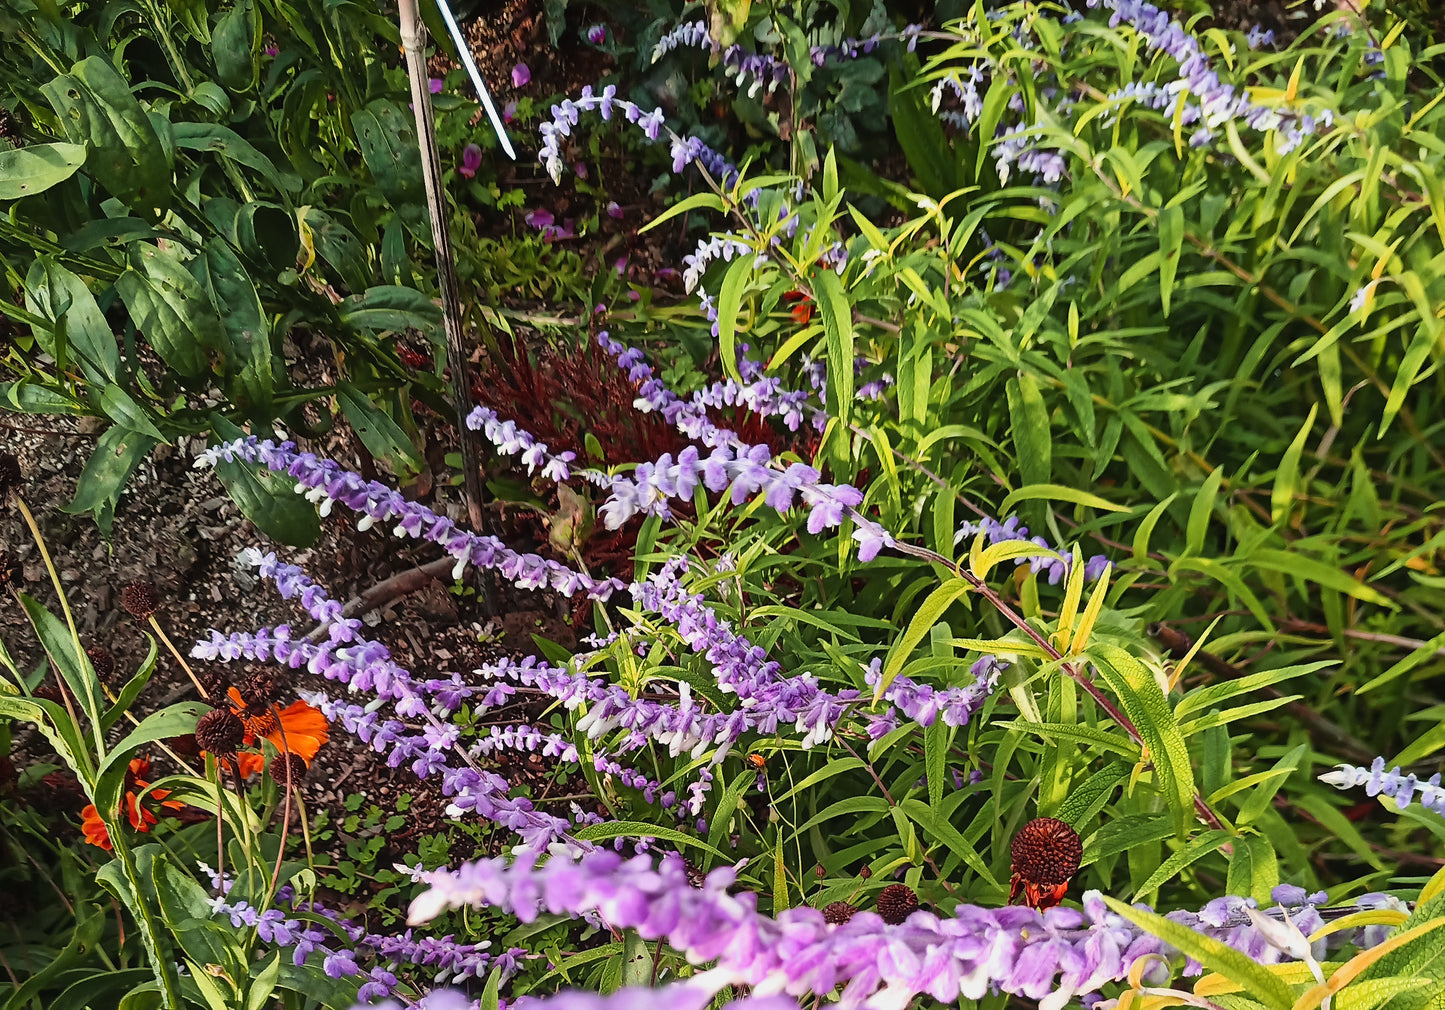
[459,143,483,179]
[408,851,1396,1010]
[1321,757,1445,818]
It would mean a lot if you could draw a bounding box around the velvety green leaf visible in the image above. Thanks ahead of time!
[171,122,292,194]
[23,256,121,381]
[98,384,165,440]
[198,243,274,418]
[116,244,224,379]
[0,141,87,200]
[61,425,158,530]
[40,57,171,215]
[336,285,441,333]
[335,382,421,474]
[350,100,429,240]
[212,0,261,91]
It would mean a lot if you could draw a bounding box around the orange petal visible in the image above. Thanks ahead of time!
[264,700,329,762]
[234,751,266,780]
[80,805,113,851]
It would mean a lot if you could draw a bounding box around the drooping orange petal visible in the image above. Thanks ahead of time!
[80,804,113,851]
[234,752,266,780]
[263,700,329,762]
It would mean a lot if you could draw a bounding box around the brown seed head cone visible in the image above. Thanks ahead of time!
[822,901,856,925]
[0,453,21,503]
[240,669,284,707]
[1010,817,1082,885]
[195,708,245,756]
[199,670,230,702]
[876,883,919,925]
[85,645,114,680]
[271,752,309,786]
[120,581,160,621]
[858,865,872,879]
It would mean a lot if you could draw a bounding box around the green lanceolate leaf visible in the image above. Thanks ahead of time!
[351,100,429,241]
[116,244,224,379]
[62,425,159,531]
[93,702,209,817]
[336,382,422,474]
[1101,896,1296,1010]
[24,256,121,381]
[0,141,87,200]
[198,243,274,419]
[336,285,441,334]
[814,270,854,431]
[40,57,172,216]
[1089,643,1197,836]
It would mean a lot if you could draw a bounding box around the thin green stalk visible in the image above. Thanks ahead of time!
[111,834,184,1009]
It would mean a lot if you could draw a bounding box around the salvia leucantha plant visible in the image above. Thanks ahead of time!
[3,0,1445,1009]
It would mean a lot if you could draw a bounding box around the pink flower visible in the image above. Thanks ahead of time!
[524,208,555,230]
[459,144,483,179]
[606,201,623,219]
[586,24,606,44]
[429,78,444,94]
[503,100,518,124]
[574,162,589,180]
[264,44,279,57]
[511,63,531,88]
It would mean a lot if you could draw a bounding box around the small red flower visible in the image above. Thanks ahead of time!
[79,757,184,851]
[783,290,813,325]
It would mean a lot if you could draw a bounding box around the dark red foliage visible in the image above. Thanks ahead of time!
[470,331,822,602]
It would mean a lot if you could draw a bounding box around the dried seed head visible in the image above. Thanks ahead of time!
[858,865,872,879]
[199,671,230,702]
[34,683,61,704]
[814,864,826,879]
[270,752,309,786]
[1010,817,1082,885]
[239,669,284,707]
[822,901,856,925]
[194,708,245,756]
[876,883,918,925]
[120,581,160,621]
[85,645,114,680]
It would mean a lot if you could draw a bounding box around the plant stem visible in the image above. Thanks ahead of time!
[396,0,493,610]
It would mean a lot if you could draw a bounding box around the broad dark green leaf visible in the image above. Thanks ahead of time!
[0,141,87,200]
[61,425,159,532]
[40,57,172,216]
[336,285,441,333]
[116,244,224,379]
[335,382,421,474]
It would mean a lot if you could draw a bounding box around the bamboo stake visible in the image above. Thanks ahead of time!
[396,0,494,610]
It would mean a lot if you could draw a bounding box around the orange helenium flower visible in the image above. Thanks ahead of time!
[79,757,183,851]
[226,688,329,762]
